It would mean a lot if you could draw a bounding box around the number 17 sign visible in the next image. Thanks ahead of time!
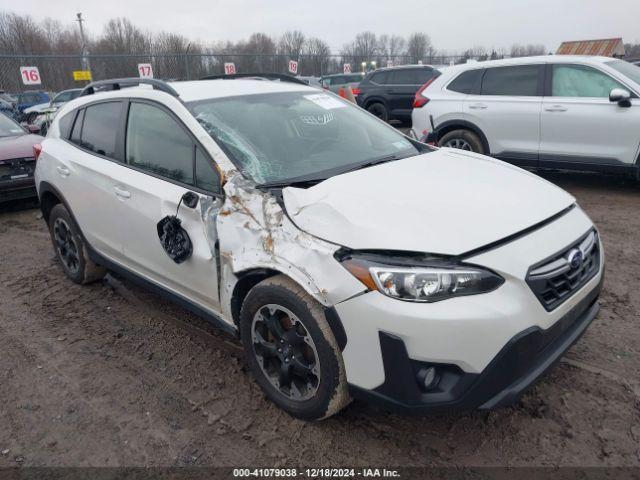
[138,63,154,79]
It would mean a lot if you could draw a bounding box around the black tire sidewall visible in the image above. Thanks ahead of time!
[367,102,388,122]
[240,279,343,421]
[48,204,89,284]
[439,129,485,154]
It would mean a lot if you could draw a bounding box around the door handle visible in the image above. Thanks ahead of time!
[544,105,568,112]
[468,103,488,110]
[113,185,131,199]
[56,165,70,177]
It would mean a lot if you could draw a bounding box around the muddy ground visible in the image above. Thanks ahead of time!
[0,171,638,469]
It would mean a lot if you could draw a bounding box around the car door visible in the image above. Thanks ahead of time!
[387,68,436,118]
[116,100,224,313]
[57,101,129,262]
[539,63,640,167]
[463,64,543,166]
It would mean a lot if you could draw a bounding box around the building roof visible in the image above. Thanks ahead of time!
[557,38,625,57]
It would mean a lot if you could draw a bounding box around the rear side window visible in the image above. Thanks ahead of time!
[80,102,122,158]
[448,69,483,94]
[126,102,194,185]
[70,109,84,144]
[552,64,625,97]
[481,65,540,96]
[57,111,75,139]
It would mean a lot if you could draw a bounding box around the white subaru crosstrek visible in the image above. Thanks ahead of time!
[34,77,604,420]
[411,55,640,178]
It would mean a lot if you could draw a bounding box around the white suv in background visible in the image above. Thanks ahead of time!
[411,56,640,178]
[35,77,603,420]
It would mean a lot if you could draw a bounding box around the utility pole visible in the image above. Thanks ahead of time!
[76,13,91,73]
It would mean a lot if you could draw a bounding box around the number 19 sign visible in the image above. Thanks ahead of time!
[138,63,154,79]
[20,66,41,85]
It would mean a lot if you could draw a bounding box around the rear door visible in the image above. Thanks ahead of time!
[463,64,543,166]
[387,68,437,118]
[57,101,128,261]
[539,63,640,167]
[116,100,224,313]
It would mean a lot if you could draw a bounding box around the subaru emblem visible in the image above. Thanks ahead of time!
[567,249,583,269]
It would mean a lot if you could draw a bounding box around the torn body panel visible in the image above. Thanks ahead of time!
[214,173,366,323]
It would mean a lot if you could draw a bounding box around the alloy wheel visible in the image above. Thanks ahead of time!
[251,304,320,401]
[53,218,80,275]
[444,138,473,150]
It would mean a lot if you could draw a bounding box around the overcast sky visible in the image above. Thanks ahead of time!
[6,0,640,52]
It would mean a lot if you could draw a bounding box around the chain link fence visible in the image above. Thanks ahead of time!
[0,52,511,94]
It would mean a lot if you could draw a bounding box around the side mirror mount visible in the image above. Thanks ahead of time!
[181,191,199,209]
[609,88,632,107]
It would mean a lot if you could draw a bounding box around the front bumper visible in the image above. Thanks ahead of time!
[334,205,604,412]
[348,274,602,413]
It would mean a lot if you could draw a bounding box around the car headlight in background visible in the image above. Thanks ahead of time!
[340,255,504,303]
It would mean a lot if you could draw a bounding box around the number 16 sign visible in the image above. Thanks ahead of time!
[20,66,41,85]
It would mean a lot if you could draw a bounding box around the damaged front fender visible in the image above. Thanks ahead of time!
[214,173,366,320]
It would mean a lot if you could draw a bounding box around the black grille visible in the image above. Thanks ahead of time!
[526,230,600,311]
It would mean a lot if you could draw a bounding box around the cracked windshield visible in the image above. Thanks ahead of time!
[189,91,421,184]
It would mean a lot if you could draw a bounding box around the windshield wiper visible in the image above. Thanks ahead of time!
[339,154,402,174]
[258,176,329,189]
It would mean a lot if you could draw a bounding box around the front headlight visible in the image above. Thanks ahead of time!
[340,255,504,303]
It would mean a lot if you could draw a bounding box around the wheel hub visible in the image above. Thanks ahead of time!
[251,304,320,401]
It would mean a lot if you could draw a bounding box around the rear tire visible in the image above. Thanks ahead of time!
[438,129,485,154]
[367,102,389,122]
[240,275,350,421]
[48,204,106,285]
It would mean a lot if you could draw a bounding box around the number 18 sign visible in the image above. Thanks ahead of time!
[20,66,41,85]
[138,63,154,79]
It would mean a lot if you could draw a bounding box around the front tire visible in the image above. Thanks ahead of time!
[438,129,485,154]
[240,275,350,420]
[48,204,106,284]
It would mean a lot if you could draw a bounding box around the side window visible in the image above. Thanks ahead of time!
[552,64,625,98]
[70,109,84,144]
[54,92,71,103]
[369,71,389,85]
[80,102,122,158]
[389,69,420,85]
[195,147,221,193]
[126,102,194,185]
[416,69,437,84]
[58,111,75,139]
[448,69,483,94]
[481,65,540,96]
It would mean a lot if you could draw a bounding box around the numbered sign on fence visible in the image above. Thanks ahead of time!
[224,63,236,75]
[343,63,351,74]
[288,60,298,75]
[138,63,154,79]
[20,66,41,85]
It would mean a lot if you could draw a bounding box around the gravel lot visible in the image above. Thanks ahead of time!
[0,171,638,468]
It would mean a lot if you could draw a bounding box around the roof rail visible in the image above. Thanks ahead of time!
[200,73,308,85]
[79,78,180,98]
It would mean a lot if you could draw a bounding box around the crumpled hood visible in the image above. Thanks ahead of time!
[282,148,575,256]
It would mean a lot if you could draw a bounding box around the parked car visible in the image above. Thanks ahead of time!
[15,90,50,114]
[0,113,42,202]
[296,76,322,88]
[24,88,82,119]
[0,98,18,119]
[411,55,640,178]
[356,65,440,123]
[319,73,364,94]
[35,77,603,420]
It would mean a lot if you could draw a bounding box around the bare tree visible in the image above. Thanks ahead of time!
[303,37,330,76]
[406,32,433,63]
